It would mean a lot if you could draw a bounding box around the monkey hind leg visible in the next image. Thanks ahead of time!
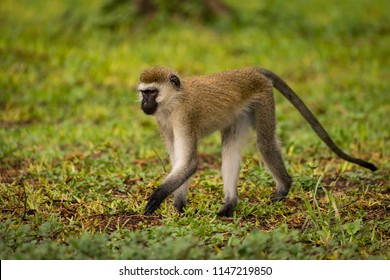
[218,116,250,217]
[257,135,292,200]
[254,98,292,200]
[173,181,189,213]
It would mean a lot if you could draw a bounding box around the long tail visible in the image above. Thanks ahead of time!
[258,68,377,171]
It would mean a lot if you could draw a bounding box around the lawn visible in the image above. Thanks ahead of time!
[0,0,389,259]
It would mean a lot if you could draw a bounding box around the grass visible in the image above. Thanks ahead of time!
[0,0,389,259]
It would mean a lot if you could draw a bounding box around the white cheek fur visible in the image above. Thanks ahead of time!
[156,95,164,103]
[155,85,170,104]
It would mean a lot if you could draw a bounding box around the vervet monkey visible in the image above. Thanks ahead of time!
[138,66,377,217]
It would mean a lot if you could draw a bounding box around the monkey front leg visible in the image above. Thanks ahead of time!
[144,131,197,215]
[164,132,190,213]
[162,129,190,213]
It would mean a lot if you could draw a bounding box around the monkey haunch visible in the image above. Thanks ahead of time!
[138,66,377,217]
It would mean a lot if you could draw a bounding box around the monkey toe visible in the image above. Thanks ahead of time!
[217,209,234,217]
[217,203,235,217]
[271,190,289,202]
[144,187,170,215]
[174,201,186,214]
[144,201,157,215]
[144,198,162,215]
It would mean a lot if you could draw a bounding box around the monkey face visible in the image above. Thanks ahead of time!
[138,67,182,116]
[140,87,159,115]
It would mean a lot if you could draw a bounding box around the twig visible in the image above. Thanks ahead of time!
[152,147,166,173]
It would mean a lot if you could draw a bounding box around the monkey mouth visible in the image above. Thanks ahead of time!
[141,103,158,115]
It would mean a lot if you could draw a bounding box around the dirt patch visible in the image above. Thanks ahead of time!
[0,167,23,184]
[0,119,36,129]
[0,158,29,184]
[81,213,162,233]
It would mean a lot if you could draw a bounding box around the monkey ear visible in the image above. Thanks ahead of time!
[169,74,181,89]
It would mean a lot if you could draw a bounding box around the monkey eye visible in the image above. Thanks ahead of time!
[140,88,159,95]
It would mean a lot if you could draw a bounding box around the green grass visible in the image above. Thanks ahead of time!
[0,0,389,259]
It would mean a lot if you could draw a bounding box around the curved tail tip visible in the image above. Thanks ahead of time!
[365,163,378,172]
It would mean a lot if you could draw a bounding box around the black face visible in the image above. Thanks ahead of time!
[140,88,159,115]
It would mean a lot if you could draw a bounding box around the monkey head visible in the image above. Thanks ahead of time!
[138,66,181,115]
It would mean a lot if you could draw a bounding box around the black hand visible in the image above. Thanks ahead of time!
[144,187,170,215]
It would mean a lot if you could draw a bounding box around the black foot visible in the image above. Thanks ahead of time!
[174,200,186,214]
[271,189,289,202]
[217,202,236,217]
